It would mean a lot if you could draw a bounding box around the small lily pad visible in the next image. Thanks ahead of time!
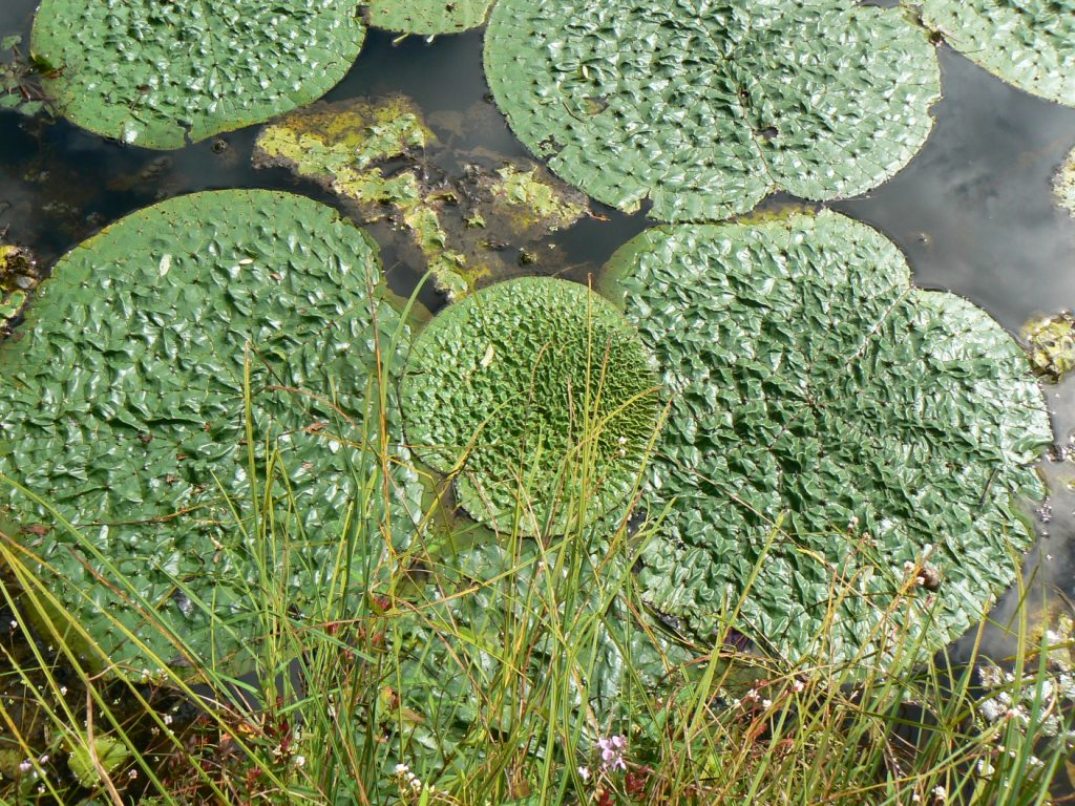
[31,0,366,149]
[606,210,1051,663]
[484,0,940,221]
[917,0,1075,107]
[366,0,494,35]
[67,735,130,788]
[1022,312,1075,381]
[400,277,660,535]
[0,190,423,672]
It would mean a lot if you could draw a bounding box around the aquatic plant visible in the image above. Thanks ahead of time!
[1055,145,1075,217]
[0,244,38,332]
[254,96,587,298]
[605,210,1052,664]
[1022,312,1075,382]
[365,0,494,36]
[916,0,1075,107]
[0,189,422,671]
[484,0,940,221]
[30,0,366,149]
[400,276,660,535]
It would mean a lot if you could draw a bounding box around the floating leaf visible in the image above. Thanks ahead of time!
[30,0,366,149]
[66,734,130,788]
[366,0,494,35]
[400,277,660,535]
[373,531,691,786]
[605,210,1050,663]
[917,0,1075,107]
[484,0,940,221]
[0,190,423,672]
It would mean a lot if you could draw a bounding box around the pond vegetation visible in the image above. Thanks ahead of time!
[0,0,1073,803]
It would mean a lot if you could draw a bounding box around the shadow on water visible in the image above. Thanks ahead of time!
[1,0,1075,787]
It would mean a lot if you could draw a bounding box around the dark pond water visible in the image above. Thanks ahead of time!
[2,0,1075,700]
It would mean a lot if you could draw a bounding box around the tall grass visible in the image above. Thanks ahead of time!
[0,293,1070,804]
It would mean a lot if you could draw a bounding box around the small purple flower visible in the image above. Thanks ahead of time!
[597,734,627,772]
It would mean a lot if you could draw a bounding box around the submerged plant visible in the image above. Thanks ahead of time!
[30,0,366,149]
[400,276,660,535]
[484,0,940,221]
[605,210,1051,664]
[0,189,423,672]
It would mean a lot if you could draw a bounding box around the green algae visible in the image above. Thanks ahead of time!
[1022,312,1075,381]
[1055,146,1075,218]
[254,96,588,299]
[0,244,39,332]
[486,165,586,237]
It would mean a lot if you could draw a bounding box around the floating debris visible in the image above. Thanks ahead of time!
[1054,146,1075,218]
[254,96,588,300]
[0,243,39,334]
[1021,311,1075,381]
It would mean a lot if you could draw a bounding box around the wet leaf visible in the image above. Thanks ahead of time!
[0,190,423,672]
[606,210,1051,664]
[484,0,940,221]
[917,0,1075,107]
[30,0,366,149]
[400,277,660,535]
[366,0,494,36]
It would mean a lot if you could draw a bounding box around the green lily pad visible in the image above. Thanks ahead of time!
[366,0,494,35]
[1055,146,1075,217]
[484,0,940,222]
[370,529,691,789]
[66,734,130,788]
[605,210,1051,664]
[30,0,366,149]
[917,0,1075,107]
[400,277,661,535]
[0,190,423,672]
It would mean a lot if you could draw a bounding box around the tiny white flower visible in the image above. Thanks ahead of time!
[932,785,947,802]
[293,755,306,768]
[578,766,591,782]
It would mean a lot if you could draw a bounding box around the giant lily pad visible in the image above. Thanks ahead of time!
[484,0,940,221]
[400,277,661,535]
[30,0,366,149]
[917,0,1075,107]
[366,0,494,35]
[605,210,1051,663]
[0,190,423,671]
